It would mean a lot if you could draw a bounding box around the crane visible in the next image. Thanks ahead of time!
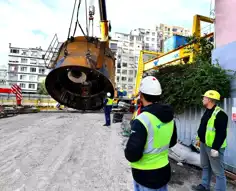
[43,0,115,111]
[134,15,214,96]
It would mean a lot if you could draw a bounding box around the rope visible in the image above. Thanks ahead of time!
[67,0,77,40]
[85,0,89,36]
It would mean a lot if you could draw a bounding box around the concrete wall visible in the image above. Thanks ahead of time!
[215,0,236,48]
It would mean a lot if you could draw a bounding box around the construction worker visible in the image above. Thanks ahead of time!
[192,90,228,191]
[124,76,177,191]
[103,92,113,126]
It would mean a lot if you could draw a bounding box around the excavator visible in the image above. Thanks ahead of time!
[43,0,115,111]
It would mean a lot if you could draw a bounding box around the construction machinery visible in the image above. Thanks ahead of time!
[134,15,214,96]
[44,0,115,111]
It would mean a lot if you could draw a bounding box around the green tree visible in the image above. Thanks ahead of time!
[151,35,233,114]
[37,79,48,95]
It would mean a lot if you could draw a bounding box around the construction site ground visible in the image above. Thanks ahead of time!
[0,113,235,191]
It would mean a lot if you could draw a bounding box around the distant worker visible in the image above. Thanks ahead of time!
[125,76,177,191]
[192,90,228,191]
[103,92,113,126]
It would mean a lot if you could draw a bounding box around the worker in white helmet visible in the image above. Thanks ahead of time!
[124,76,177,191]
[103,92,113,126]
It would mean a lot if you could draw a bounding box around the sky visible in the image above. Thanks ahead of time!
[0,0,214,67]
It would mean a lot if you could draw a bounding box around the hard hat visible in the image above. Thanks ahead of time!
[139,76,162,96]
[107,92,111,97]
[203,90,220,101]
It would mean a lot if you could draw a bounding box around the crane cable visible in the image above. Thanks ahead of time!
[67,0,77,40]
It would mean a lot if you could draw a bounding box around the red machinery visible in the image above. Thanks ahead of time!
[0,84,22,105]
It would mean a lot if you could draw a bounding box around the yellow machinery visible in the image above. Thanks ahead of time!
[44,0,115,110]
[134,15,214,96]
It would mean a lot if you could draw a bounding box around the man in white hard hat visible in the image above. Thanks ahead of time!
[103,92,113,126]
[125,76,177,191]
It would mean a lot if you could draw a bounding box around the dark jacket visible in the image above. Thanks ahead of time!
[124,103,177,189]
[198,105,228,150]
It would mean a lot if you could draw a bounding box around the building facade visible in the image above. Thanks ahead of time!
[157,24,191,52]
[7,43,50,94]
[0,66,7,85]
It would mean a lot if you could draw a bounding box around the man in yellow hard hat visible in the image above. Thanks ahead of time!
[125,76,177,191]
[192,90,228,191]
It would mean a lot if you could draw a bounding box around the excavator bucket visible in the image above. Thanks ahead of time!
[44,35,115,110]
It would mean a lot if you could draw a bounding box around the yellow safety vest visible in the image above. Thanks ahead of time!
[106,98,113,106]
[205,106,227,148]
[130,111,174,170]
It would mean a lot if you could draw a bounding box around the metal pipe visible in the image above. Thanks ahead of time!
[98,0,107,21]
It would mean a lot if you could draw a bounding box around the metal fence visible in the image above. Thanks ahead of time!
[0,93,57,106]
[175,98,236,173]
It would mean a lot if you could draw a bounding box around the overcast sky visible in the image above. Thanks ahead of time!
[0,0,214,67]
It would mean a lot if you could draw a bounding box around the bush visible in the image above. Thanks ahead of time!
[151,35,233,114]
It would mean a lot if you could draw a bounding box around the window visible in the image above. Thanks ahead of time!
[152,32,156,36]
[129,70,134,75]
[28,83,36,89]
[10,49,19,54]
[29,75,37,81]
[121,77,127,81]
[117,69,120,73]
[30,67,36,73]
[20,67,27,72]
[117,76,120,82]
[30,59,37,64]
[129,57,134,61]
[128,86,133,90]
[122,70,127,75]
[110,43,117,50]
[20,83,26,88]
[21,58,28,63]
[21,50,28,56]
[146,37,149,41]
[172,28,177,32]
[19,75,27,80]
[151,38,155,41]
[128,77,133,82]
[31,51,38,57]
[9,66,16,72]
[39,68,45,74]
[122,62,127,67]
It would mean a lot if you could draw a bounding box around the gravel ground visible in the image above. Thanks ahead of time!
[0,113,235,191]
[0,113,132,191]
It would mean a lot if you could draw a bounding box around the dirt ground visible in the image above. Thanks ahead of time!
[0,113,235,191]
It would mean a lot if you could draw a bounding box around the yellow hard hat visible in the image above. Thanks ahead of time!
[203,90,220,101]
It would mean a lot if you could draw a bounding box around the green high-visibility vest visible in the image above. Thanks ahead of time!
[106,98,113,106]
[205,106,227,148]
[130,111,174,170]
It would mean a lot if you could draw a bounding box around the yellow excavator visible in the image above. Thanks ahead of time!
[43,0,115,111]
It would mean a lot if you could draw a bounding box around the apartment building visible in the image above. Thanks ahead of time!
[158,23,191,40]
[157,24,191,51]
[7,43,50,94]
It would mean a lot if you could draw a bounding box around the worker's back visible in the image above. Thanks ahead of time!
[125,102,177,189]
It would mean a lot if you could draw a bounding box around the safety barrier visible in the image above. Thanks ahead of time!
[175,98,236,173]
[0,93,57,107]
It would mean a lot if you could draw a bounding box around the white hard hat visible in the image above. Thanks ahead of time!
[139,76,162,96]
[107,92,111,97]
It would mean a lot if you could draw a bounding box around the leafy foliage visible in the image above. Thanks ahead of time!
[37,79,48,95]
[151,35,233,114]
